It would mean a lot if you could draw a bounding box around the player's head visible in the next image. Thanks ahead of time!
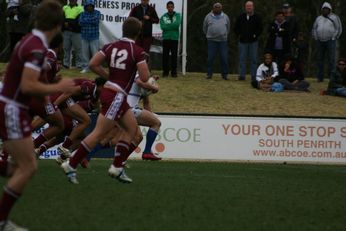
[93,77,107,98]
[95,76,107,87]
[35,0,64,32]
[49,33,63,50]
[122,17,142,40]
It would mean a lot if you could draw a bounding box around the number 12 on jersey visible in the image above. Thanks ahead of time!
[110,48,128,70]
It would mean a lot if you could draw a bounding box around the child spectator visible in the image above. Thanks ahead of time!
[327,58,346,97]
[252,53,279,91]
[278,57,310,91]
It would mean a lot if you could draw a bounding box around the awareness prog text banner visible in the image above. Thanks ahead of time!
[79,0,183,47]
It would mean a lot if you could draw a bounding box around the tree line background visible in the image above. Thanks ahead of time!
[0,0,345,76]
[186,0,345,77]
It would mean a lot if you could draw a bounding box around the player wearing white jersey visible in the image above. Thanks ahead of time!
[126,74,162,161]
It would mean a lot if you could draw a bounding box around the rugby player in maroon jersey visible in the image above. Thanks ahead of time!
[31,33,66,154]
[34,77,105,164]
[42,78,105,163]
[0,1,74,230]
[61,17,149,184]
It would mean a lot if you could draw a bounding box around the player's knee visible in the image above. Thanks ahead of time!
[56,120,65,132]
[85,116,92,125]
[26,158,38,177]
[81,116,92,127]
[152,119,161,131]
[134,132,143,144]
[17,159,37,179]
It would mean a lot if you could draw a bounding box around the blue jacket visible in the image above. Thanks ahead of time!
[79,0,100,41]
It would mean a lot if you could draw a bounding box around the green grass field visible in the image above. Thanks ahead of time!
[1,63,346,117]
[0,63,346,230]
[2,159,345,231]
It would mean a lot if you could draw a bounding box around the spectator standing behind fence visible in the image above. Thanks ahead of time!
[327,58,346,97]
[203,2,230,80]
[234,1,262,81]
[129,0,159,54]
[6,0,35,53]
[160,1,181,78]
[282,3,299,45]
[292,32,309,75]
[62,0,84,69]
[265,11,290,67]
[312,2,342,83]
[79,0,100,74]
[278,57,310,92]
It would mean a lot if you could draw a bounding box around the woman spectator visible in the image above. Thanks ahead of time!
[278,57,310,91]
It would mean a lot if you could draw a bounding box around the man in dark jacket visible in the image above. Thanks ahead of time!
[266,11,290,67]
[129,0,159,54]
[282,3,299,43]
[234,1,262,81]
[6,0,35,54]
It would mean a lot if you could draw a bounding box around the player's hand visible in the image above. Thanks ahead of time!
[57,79,75,93]
[151,85,159,94]
[143,15,150,20]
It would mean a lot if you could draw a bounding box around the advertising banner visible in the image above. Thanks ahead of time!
[35,114,346,164]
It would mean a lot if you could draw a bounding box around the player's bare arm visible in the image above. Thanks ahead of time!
[136,78,159,93]
[142,95,152,111]
[89,52,109,79]
[20,67,75,96]
[137,61,150,82]
[53,85,81,106]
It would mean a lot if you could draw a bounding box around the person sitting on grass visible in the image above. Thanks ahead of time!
[327,58,346,97]
[278,56,310,91]
[252,53,278,91]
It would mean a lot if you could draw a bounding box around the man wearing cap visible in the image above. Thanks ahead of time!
[312,2,342,82]
[203,2,230,80]
[282,3,299,43]
[79,0,101,73]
